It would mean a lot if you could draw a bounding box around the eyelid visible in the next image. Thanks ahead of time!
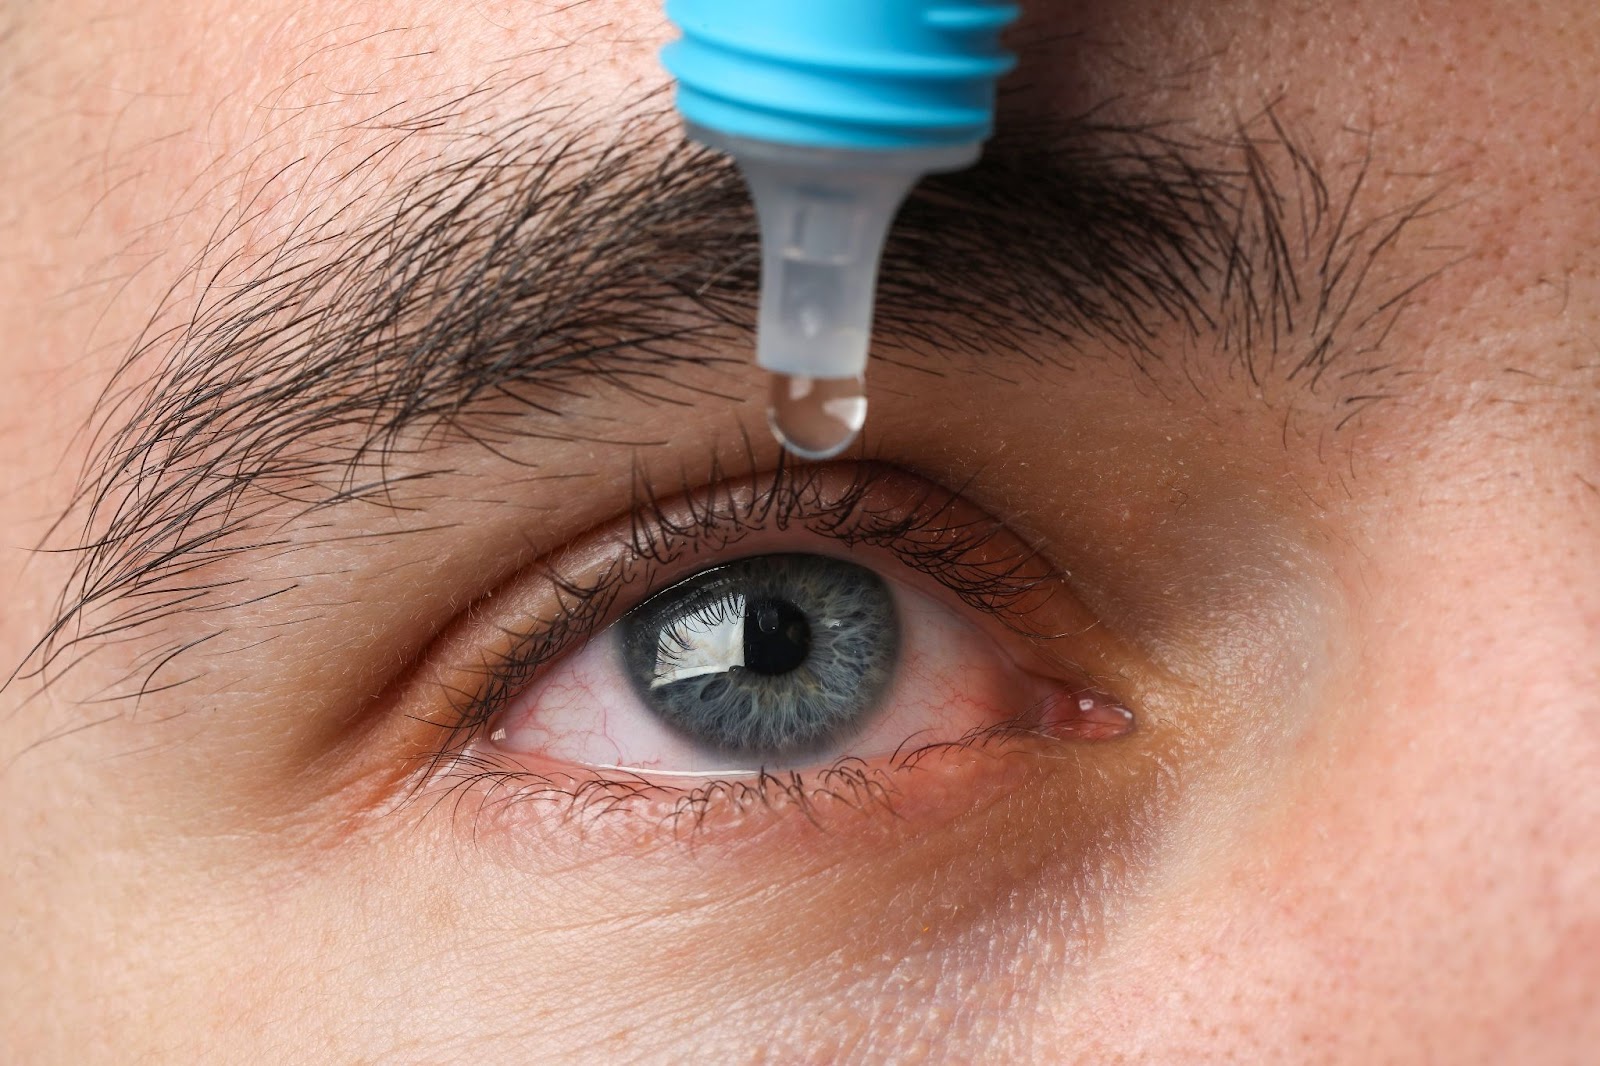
[403,462,1150,763]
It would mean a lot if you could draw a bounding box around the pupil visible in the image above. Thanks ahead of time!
[742,598,810,676]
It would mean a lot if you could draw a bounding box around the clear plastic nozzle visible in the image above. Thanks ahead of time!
[692,128,978,460]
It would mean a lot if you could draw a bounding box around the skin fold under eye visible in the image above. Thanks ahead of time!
[406,461,1147,837]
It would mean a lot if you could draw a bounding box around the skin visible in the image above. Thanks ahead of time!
[2,0,1597,1061]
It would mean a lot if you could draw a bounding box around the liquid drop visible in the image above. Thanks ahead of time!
[767,373,867,460]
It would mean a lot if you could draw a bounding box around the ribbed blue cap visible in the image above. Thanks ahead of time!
[662,0,1020,151]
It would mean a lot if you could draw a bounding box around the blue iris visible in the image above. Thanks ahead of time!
[618,554,899,759]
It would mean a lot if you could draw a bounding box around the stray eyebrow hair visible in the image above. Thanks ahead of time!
[22,83,1442,698]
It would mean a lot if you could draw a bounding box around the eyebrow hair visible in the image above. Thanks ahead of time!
[21,84,1444,698]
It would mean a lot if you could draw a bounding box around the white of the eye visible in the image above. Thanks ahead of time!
[650,594,748,688]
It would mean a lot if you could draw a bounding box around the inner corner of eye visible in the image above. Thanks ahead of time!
[483,550,1132,781]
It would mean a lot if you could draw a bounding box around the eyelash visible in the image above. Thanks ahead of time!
[410,456,1087,829]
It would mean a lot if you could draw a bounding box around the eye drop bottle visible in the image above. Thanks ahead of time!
[661,0,1020,458]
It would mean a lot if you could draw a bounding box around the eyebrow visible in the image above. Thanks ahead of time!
[25,88,1441,695]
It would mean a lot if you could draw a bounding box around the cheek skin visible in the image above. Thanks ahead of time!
[400,725,1184,1058]
[185,711,1178,1060]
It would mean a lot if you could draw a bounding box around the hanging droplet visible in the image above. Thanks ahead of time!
[767,372,867,460]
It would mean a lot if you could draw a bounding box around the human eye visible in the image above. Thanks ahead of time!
[408,460,1146,839]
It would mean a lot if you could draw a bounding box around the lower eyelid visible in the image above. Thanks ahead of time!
[437,710,1154,860]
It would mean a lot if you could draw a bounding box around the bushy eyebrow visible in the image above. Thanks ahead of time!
[22,88,1442,698]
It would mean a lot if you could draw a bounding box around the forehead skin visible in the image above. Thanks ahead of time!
[1,0,1597,1062]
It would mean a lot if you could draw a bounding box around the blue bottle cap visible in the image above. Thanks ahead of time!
[662,0,1020,151]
